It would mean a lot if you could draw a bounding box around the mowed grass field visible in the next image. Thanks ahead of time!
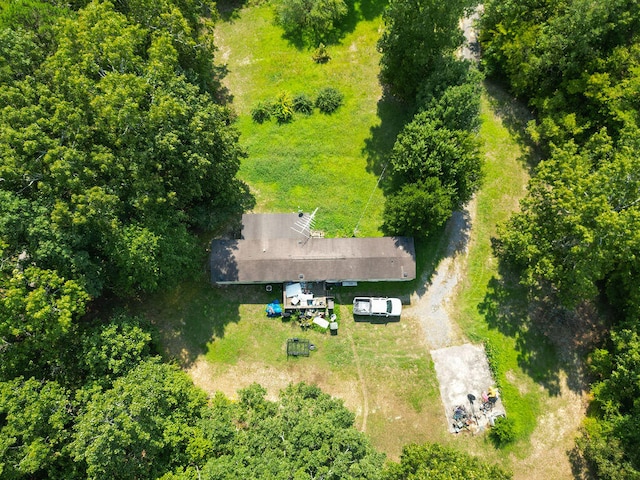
[214,2,409,236]
[141,2,584,476]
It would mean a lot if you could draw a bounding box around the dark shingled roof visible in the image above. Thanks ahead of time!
[210,214,416,284]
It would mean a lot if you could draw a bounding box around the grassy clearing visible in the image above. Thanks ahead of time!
[452,85,566,464]
[144,1,576,472]
[143,274,442,460]
[214,2,409,237]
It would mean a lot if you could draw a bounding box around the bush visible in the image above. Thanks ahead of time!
[312,43,331,63]
[251,101,272,123]
[272,92,294,123]
[293,93,314,114]
[315,87,343,114]
[491,416,517,446]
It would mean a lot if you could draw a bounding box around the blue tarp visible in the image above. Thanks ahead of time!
[266,300,282,317]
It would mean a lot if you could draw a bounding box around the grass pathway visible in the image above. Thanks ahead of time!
[348,331,370,432]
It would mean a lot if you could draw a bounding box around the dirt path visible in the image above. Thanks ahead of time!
[348,331,369,432]
[403,9,588,478]
[402,200,475,349]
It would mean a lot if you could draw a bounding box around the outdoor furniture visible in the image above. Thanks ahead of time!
[313,317,329,329]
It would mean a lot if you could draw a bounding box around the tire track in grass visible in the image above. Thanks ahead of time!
[348,331,369,432]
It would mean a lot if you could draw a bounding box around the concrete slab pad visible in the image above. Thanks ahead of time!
[431,343,506,433]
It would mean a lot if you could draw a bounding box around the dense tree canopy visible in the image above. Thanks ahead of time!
[0,377,72,479]
[497,129,640,308]
[377,0,476,101]
[482,0,640,477]
[381,58,483,237]
[481,0,640,147]
[383,443,512,479]
[382,178,453,237]
[71,359,209,480]
[0,1,511,479]
[389,112,481,207]
[0,0,250,301]
[202,383,385,479]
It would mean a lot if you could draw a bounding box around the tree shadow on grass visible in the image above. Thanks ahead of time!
[483,79,541,172]
[135,272,278,369]
[216,0,249,22]
[479,259,603,397]
[358,0,388,20]
[277,0,389,50]
[479,273,562,396]
[362,91,412,183]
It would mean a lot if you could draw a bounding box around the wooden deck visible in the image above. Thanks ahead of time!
[282,281,333,311]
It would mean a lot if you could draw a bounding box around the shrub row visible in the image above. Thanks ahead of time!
[251,87,343,123]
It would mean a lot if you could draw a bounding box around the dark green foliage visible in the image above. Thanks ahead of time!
[383,442,512,479]
[80,313,154,387]
[390,112,482,207]
[274,0,348,45]
[420,71,484,132]
[382,179,453,237]
[496,129,640,308]
[481,0,640,145]
[377,0,476,101]
[0,378,73,479]
[70,359,209,480]
[381,47,482,243]
[576,329,640,478]
[483,0,640,476]
[202,383,385,479]
[0,0,250,298]
[415,56,477,106]
[490,416,517,446]
[293,93,314,114]
[0,0,67,59]
[251,100,273,123]
[315,86,344,113]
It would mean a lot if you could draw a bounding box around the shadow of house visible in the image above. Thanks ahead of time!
[210,213,416,285]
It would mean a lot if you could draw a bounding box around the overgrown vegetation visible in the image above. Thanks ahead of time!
[377,0,483,237]
[481,0,640,476]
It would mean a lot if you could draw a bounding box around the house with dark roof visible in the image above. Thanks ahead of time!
[210,213,416,285]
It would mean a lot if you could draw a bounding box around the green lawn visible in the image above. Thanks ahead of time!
[215,2,409,237]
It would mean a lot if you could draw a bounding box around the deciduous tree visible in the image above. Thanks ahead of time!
[71,359,209,480]
[377,0,475,101]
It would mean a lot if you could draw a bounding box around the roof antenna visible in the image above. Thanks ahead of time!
[291,207,318,238]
